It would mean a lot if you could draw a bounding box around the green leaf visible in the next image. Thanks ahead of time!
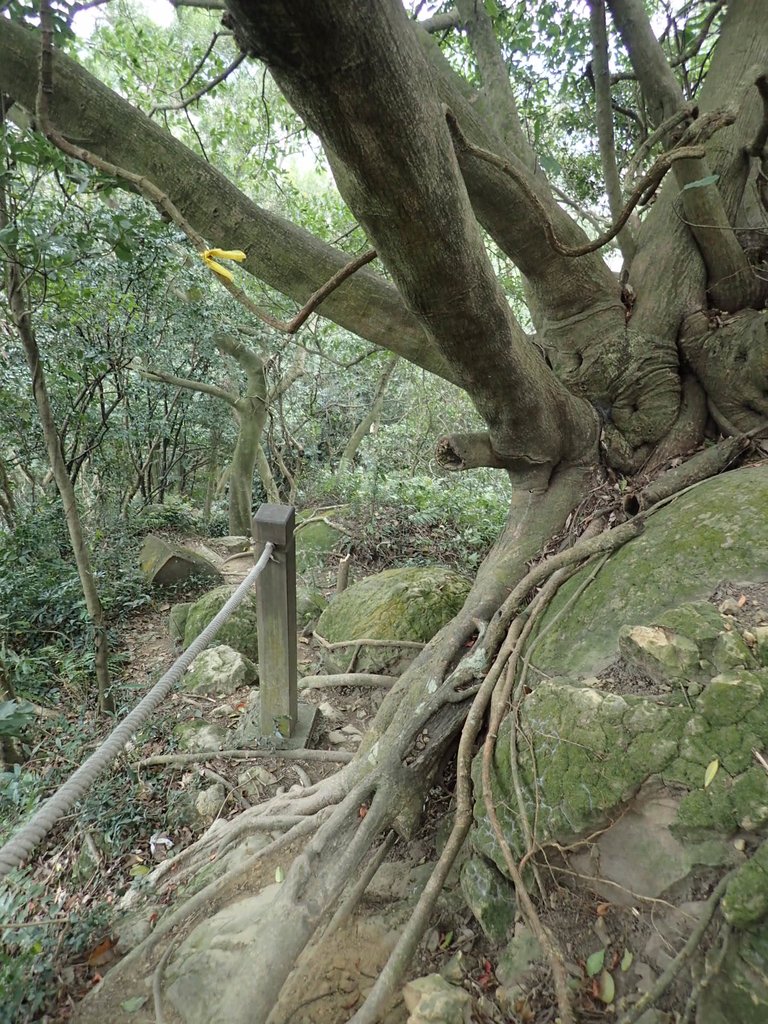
[275,865,285,883]
[121,996,148,1012]
[620,948,633,972]
[538,152,563,178]
[598,969,615,1004]
[130,864,150,878]
[704,758,719,788]
[682,174,720,191]
[586,948,605,977]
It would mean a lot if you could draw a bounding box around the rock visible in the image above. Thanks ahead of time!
[217,535,251,554]
[718,596,742,616]
[711,630,755,673]
[295,515,346,572]
[496,925,542,988]
[531,467,768,676]
[472,680,689,868]
[164,886,281,1024]
[195,783,225,825]
[754,625,768,667]
[169,602,192,642]
[722,839,768,927]
[172,720,227,752]
[459,855,516,943]
[139,533,223,588]
[402,974,472,1024]
[181,645,257,696]
[695,919,768,1024]
[471,665,768,904]
[237,765,276,802]
[316,565,470,674]
[296,585,328,630]
[183,584,259,662]
[114,905,161,954]
[618,624,701,684]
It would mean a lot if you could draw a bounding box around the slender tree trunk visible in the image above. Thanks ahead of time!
[2,213,114,713]
[335,354,398,478]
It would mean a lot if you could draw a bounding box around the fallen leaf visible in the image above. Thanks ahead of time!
[121,996,148,1012]
[596,902,611,917]
[586,948,605,977]
[621,949,633,972]
[598,969,615,1004]
[87,936,116,967]
[738,594,748,608]
[275,865,285,883]
[704,759,719,788]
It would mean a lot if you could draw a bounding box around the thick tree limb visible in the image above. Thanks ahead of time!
[454,0,532,166]
[606,0,685,129]
[588,0,636,264]
[226,0,599,472]
[435,431,508,471]
[0,18,454,383]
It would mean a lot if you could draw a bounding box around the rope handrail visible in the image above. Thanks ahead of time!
[0,541,274,881]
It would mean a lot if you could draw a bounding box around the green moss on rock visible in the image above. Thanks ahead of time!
[471,681,688,869]
[531,467,768,677]
[183,584,259,663]
[723,841,768,927]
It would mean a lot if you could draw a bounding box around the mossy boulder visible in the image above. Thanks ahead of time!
[459,855,516,943]
[695,921,768,1024]
[531,466,768,677]
[296,586,328,631]
[316,566,470,674]
[295,515,347,572]
[169,602,192,642]
[183,585,259,663]
[139,533,223,588]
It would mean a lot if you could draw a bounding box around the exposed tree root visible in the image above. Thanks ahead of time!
[133,747,353,769]
[299,673,396,690]
[616,872,734,1024]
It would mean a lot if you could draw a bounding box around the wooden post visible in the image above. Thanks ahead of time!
[253,504,297,739]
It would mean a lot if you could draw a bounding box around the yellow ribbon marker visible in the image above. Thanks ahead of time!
[200,248,247,282]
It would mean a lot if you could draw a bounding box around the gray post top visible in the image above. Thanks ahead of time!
[253,504,295,546]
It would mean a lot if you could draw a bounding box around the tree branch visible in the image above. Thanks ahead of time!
[0,17,453,383]
[605,0,685,129]
[150,52,246,115]
[227,0,598,472]
[454,0,532,166]
[446,109,705,258]
[139,366,237,406]
[588,0,636,264]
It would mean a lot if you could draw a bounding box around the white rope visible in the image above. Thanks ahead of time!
[0,542,274,880]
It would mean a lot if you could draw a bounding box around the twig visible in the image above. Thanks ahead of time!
[445,107,704,257]
[133,748,353,767]
[299,673,396,690]
[200,766,251,810]
[150,53,246,115]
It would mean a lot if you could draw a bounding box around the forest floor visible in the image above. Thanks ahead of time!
[19,523,748,1024]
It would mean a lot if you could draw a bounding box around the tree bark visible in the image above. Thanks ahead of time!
[226,0,599,479]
